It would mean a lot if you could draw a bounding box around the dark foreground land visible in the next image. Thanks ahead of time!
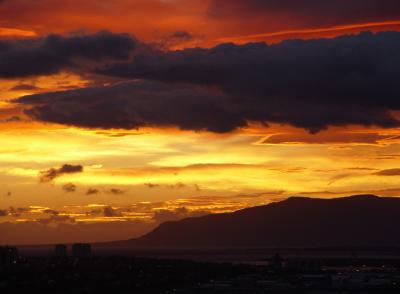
[3,247,400,293]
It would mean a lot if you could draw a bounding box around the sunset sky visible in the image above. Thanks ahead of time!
[1,0,400,245]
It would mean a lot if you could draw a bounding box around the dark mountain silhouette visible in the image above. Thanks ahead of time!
[116,195,400,248]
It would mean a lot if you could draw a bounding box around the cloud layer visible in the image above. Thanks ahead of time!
[18,81,239,132]
[208,0,400,28]
[16,31,400,133]
[0,30,135,78]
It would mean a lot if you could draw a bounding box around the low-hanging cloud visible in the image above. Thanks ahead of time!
[62,183,77,193]
[152,207,210,223]
[18,81,239,133]
[16,31,400,133]
[86,188,100,195]
[36,214,76,225]
[39,164,83,182]
[373,169,400,176]
[103,206,122,217]
[0,30,136,78]
[107,188,126,195]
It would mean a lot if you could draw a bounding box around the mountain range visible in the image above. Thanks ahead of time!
[112,195,400,249]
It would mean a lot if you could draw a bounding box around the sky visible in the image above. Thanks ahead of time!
[1,0,400,245]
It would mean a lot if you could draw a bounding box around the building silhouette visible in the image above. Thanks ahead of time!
[72,243,91,258]
[271,253,284,270]
[54,244,68,257]
[0,246,18,266]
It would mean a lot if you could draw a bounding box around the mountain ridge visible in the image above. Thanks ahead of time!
[110,195,400,249]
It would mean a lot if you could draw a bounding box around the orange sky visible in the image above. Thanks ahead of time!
[1,0,400,46]
[1,0,400,245]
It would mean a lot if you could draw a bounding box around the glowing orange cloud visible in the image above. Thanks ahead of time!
[0,0,399,49]
[216,21,400,45]
[0,27,36,37]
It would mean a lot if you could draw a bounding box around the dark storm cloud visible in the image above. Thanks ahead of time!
[17,31,400,133]
[0,30,136,78]
[17,81,240,133]
[208,0,400,27]
[39,164,83,182]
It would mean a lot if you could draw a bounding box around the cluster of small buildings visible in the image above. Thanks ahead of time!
[172,254,400,293]
[0,243,92,268]
[54,243,92,258]
[181,271,400,293]
[2,246,400,293]
[0,246,19,266]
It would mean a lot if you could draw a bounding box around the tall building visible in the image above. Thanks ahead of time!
[72,243,91,258]
[54,244,68,257]
[271,253,284,270]
[0,246,19,266]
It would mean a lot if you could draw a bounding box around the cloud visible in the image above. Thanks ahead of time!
[18,81,236,132]
[86,188,100,195]
[144,183,160,189]
[157,30,194,49]
[144,182,191,189]
[107,188,125,195]
[36,215,76,225]
[0,191,277,244]
[170,30,193,41]
[152,207,210,223]
[10,84,40,91]
[208,0,400,28]
[0,30,136,78]
[8,207,29,217]
[103,206,122,217]
[39,164,83,182]
[166,182,186,189]
[373,169,400,176]
[1,206,58,218]
[0,116,22,123]
[18,31,400,133]
[43,209,59,215]
[261,132,399,145]
[62,183,77,193]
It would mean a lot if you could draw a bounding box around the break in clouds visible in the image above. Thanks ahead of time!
[12,31,400,133]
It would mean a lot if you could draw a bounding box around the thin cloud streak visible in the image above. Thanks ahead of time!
[218,21,400,44]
